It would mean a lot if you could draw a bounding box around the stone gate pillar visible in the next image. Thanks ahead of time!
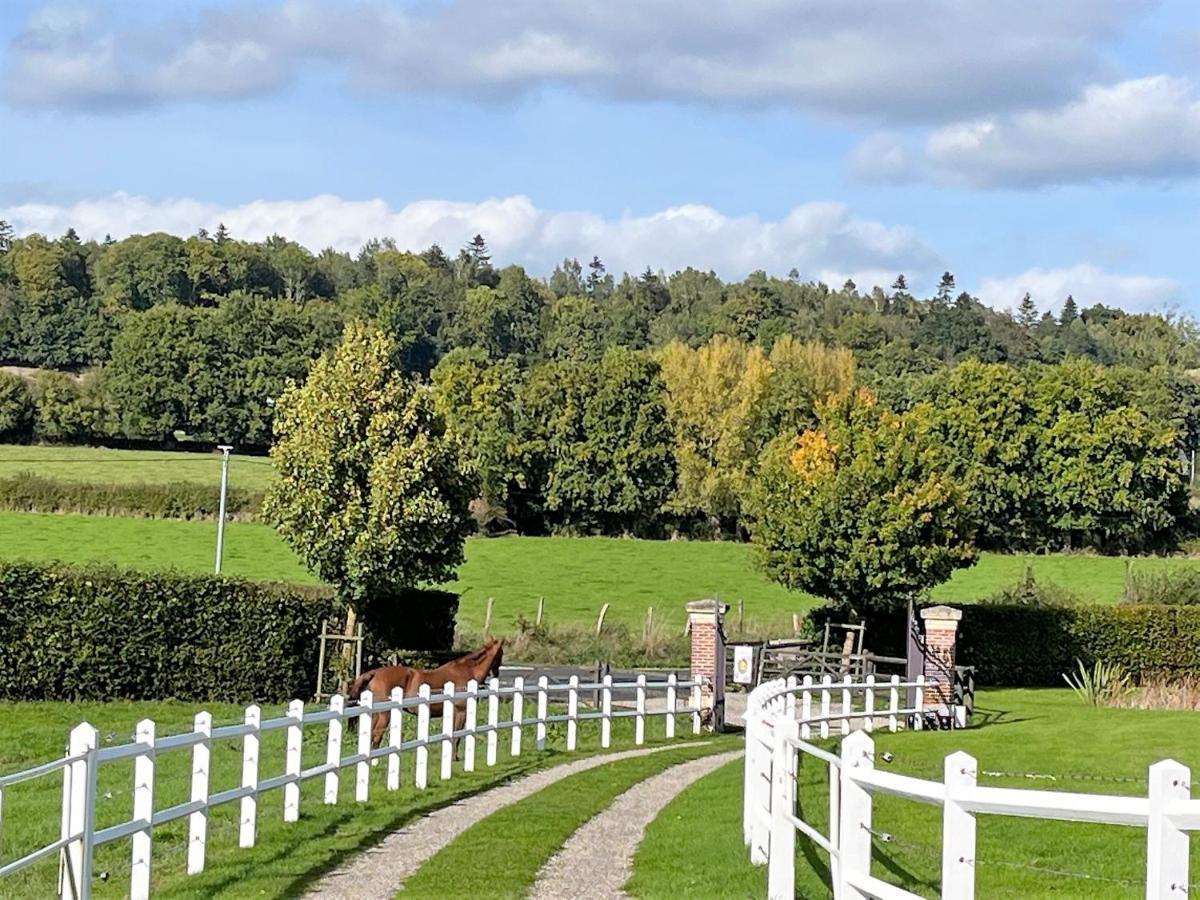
[688,599,728,732]
[920,605,962,723]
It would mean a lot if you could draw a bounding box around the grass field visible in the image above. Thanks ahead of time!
[0,444,276,491]
[5,511,1200,632]
[632,689,1200,898]
[0,697,701,899]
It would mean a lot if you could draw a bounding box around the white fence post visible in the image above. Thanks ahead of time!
[820,676,832,739]
[441,682,455,781]
[635,674,647,745]
[914,675,925,730]
[691,680,702,734]
[943,751,977,899]
[416,684,431,789]
[567,675,579,751]
[387,687,403,791]
[768,717,799,900]
[602,674,613,748]
[324,695,343,805]
[59,722,98,900]
[666,674,677,739]
[801,676,813,740]
[841,675,852,736]
[464,680,478,772]
[239,705,260,848]
[130,719,155,900]
[536,676,549,751]
[784,675,797,721]
[864,674,876,733]
[187,711,212,874]
[839,731,875,897]
[356,690,372,801]
[888,675,900,732]
[512,676,525,757]
[1147,759,1191,898]
[284,699,303,822]
[486,678,499,767]
[743,710,757,848]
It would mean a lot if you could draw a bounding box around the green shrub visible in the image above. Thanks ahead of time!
[0,562,338,701]
[0,472,265,519]
[1121,567,1200,605]
[0,372,34,442]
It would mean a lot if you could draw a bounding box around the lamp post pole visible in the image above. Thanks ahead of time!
[215,445,233,574]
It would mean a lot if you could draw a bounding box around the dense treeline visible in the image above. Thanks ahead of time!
[1,224,1197,553]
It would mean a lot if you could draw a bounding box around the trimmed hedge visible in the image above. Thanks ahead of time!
[0,563,337,702]
[0,473,265,519]
[813,601,1200,686]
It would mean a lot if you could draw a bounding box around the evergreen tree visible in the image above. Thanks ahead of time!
[1061,294,1079,325]
[214,222,231,245]
[587,256,613,298]
[1017,292,1038,328]
[0,220,12,254]
[935,271,956,303]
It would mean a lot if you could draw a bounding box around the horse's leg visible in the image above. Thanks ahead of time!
[372,710,388,750]
[453,704,467,760]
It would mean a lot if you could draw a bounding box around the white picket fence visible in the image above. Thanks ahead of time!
[0,673,703,900]
[748,678,1200,899]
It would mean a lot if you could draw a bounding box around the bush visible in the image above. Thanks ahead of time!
[1121,567,1200,605]
[0,472,265,519]
[0,372,34,441]
[0,562,338,701]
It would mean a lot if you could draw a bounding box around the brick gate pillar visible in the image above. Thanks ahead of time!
[919,605,962,722]
[688,599,728,732]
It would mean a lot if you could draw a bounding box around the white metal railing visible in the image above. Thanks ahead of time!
[743,674,928,873]
[760,725,1200,899]
[0,673,704,899]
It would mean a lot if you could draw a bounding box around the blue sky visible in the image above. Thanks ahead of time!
[1,0,1198,315]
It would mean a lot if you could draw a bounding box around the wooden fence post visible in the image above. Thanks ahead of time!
[635,674,647,745]
[240,705,260,848]
[441,682,455,781]
[665,674,677,739]
[387,687,403,791]
[324,696,344,804]
[567,675,579,751]
[536,676,549,751]
[838,731,875,897]
[59,722,98,900]
[768,717,799,900]
[415,684,431,789]
[356,690,372,801]
[130,719,155,900]
[512,676,525,756]
[1147,759,1190,897]
[483,597,494,637]
[536,596,545,626]
[486,678,500,767]
[595,603,610,636]
[601,674,613,748]
[943,751,977,899]
[464,680,478,772]
[284,700,303,822]
[187,712,212,874]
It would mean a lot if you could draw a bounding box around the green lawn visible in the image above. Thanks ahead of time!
[4,511,1200,631]
[0,444,276,491]
[632,689,1200,899]
[0,697,698,899]
[401,741,736,899]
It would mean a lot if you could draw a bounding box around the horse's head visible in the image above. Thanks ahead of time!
[487,637,505,679]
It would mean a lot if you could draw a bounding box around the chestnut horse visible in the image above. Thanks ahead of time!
[346,638,505,752]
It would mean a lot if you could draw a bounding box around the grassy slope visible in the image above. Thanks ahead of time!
[632,689,1200,899]
[0,444,276,491]
[5,511,1200,629]
[0,698,697,899]
[400,740,736,900]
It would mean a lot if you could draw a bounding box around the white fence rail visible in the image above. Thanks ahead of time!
[1,673,704,900]
[751,687,1200,899]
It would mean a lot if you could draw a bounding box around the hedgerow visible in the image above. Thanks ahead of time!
[0,472,265,519]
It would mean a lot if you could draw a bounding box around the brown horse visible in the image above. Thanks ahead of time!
[346,638,505,751]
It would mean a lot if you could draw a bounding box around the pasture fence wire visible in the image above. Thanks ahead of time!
[0,672,705,900]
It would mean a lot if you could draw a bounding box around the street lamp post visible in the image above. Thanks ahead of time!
[215,445,233,574]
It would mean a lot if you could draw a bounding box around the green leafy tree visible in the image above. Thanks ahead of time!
[0,372,34,441]
[748,389,977,612]
[96,233,192,309]
[264,324,475,607]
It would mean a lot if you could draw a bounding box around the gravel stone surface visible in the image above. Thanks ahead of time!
[304,742,713,900]
[528,749,743,900]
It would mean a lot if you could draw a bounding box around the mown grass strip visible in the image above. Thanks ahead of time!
[399,741,736,900]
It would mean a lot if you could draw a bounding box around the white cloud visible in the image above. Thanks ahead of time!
[4,0,1139,123]
[977,264,1181,312]
[927,76,1200,187]
[0,192,942,287]
[846,133,918,184]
